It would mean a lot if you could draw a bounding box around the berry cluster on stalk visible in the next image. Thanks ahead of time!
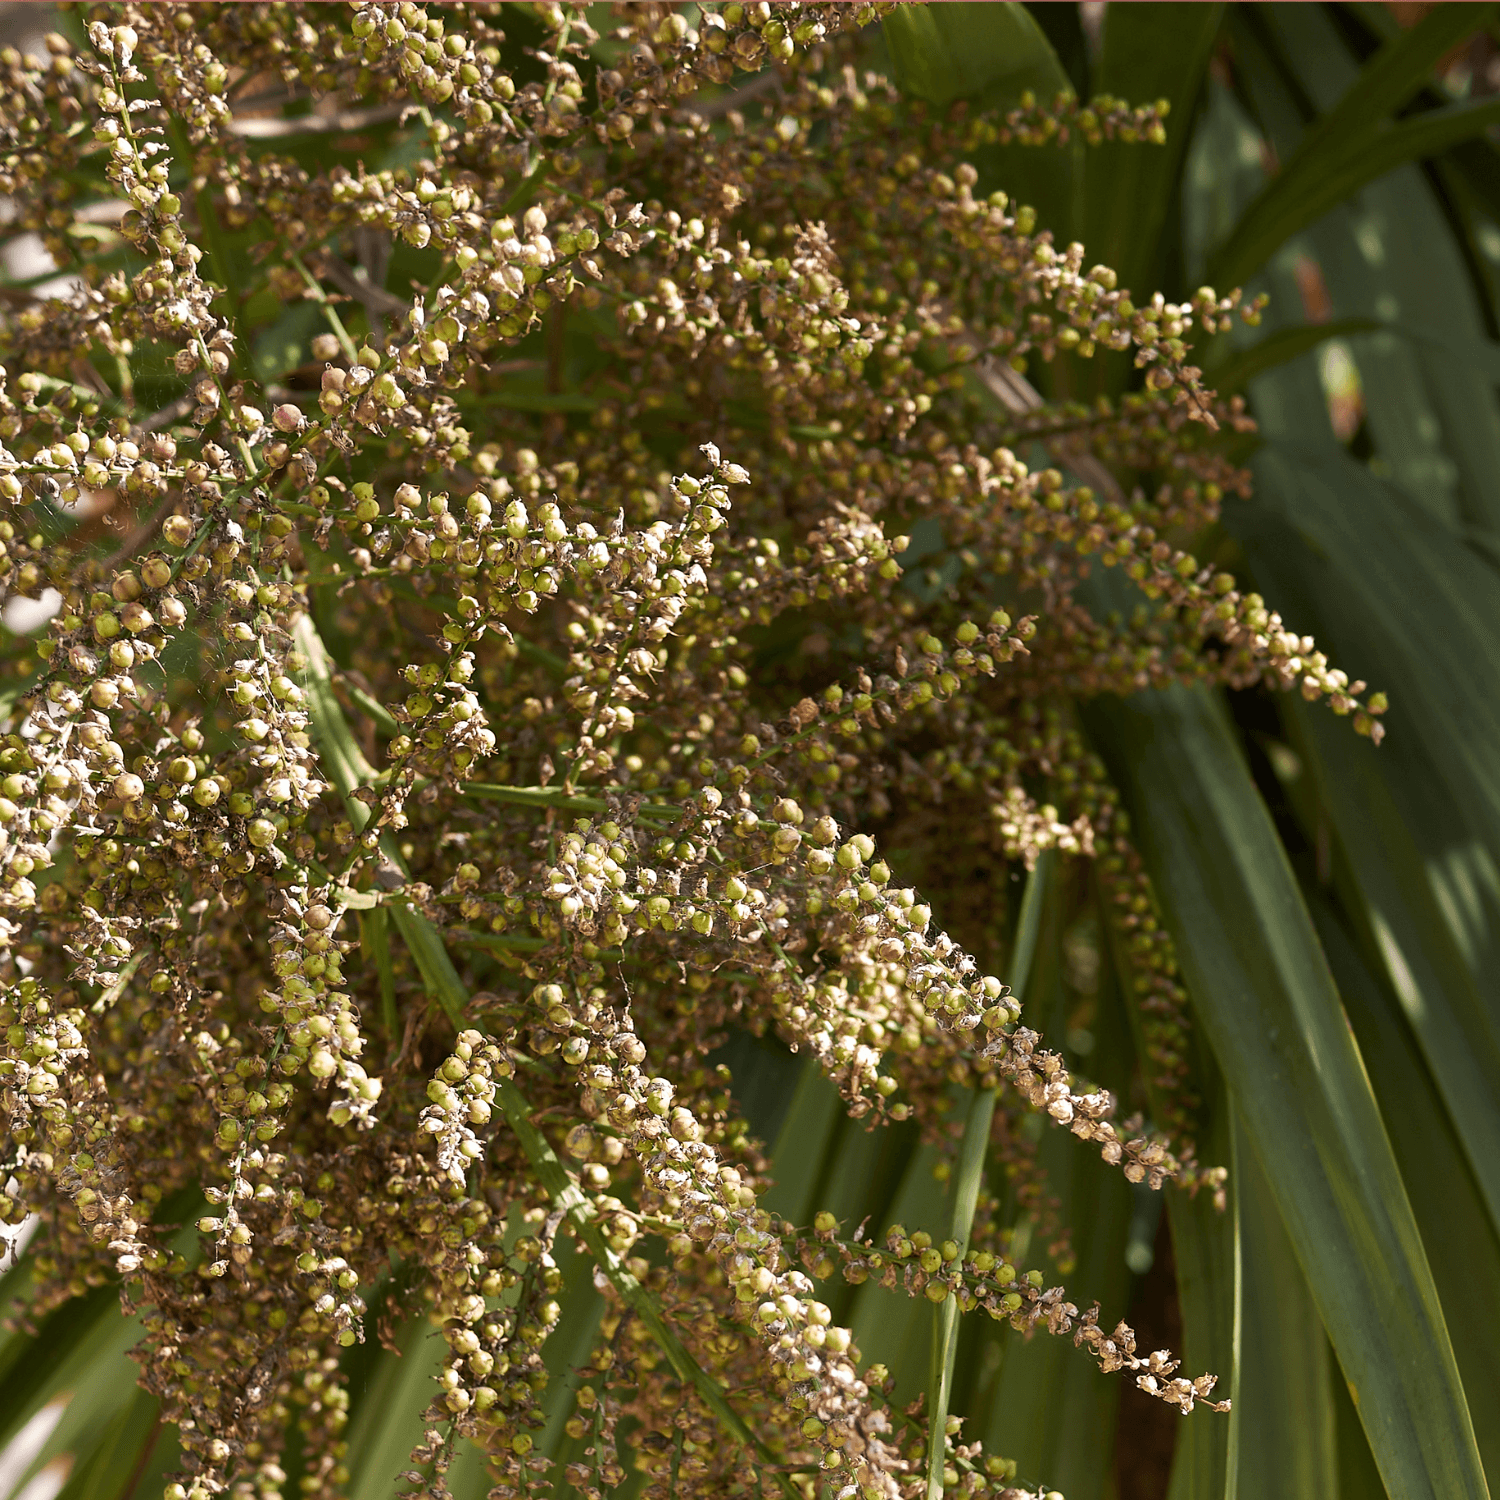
[0,6,1377,1499]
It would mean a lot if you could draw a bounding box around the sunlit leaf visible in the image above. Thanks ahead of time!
[1091,683,1486,1500]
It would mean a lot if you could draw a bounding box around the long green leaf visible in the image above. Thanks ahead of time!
[1229,1109,1337,1498]
[1089,682,1485,1500]
[297,611,789,1492]
[1257,2,1500,536]
[1092,853,1238,1500]
[536,1235,604,1465]
[1206,316,1380,393]
[961,872,1131,1500]
[926,852,1053,1500]
[968,1130,1133,1500]
[0,1293,146,1498]
[759,1058,843,1229]
[344,1315,446,1500]
[1228,445,1500,1240]
[1214,94,1500,289]
[1312,900,1500,1488]
[1264,3,1493,191]
[1209,4,1499,286]
[1085,3,1223,322]
[882,2,1069,110]
[53,1385,158,1500]
[0,1283,121,1450]
[1219,12,1500,1259]
[1162,1073,1237,1500]
[1332,1353,1386,1500]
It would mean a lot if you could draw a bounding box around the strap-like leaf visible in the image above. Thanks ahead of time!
[1256,0,1500,537]
[1213,93,1500,288]
[52,1385,158,1500]
[1161,1079,1237,1500]
[1089,683,1486,1500]
[1269,4,1494,190]
[1314,901,1500,1487]
[1084,4,1223,322]
[1207,317,1380,393]
[1230,1109,1337,1496]
[882,2,1069,110]
[1209,4,1499,286]
[343,1315,447,1500]
[926,853,1053,1500]
[1208,313,1500,397]
[760,1058,843,1228]
[0,1282,120,1451]
[1230,445,1500,1240]
[969,1131,1134,1498]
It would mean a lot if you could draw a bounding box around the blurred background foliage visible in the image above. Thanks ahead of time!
[4,4,1500,1499]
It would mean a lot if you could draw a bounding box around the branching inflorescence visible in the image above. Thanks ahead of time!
[0,6,1378,1499]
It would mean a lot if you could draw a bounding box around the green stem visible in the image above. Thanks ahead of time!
[296,608,794,1489]
[347,681,400,737]
[361,906,397,1039]
[388,836,795,1493]
[289,251,361,365]
[925,849,1054,1500]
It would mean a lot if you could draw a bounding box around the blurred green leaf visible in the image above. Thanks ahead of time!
[53,1385,158,1500]
[882,2,1069,110]
[1312,899,1500,1489]
[1267,4,1492,184]
[1085,4,1222,316]
[2,1294,146,1498]
[968,1135,1132,1500]
[1206,316,1380,392]
[1227,445,1500,1241]
[1332,1355,1387,1500]
[0,1284,121,1449]
[760,1056,843,1229]
[1214,93,1500,290]
[536,1235,604,1465]
[960,873,1131,1500]
[928,853,1053,1500]
[345,1315,446,1500]
[1091,682,1486,1500]
[1254,2,1500,536]
[1210,4,1499,286]
[1162,1082,1237,1500]
[845,1138,950,1411]
[1230,1108,1337,1497]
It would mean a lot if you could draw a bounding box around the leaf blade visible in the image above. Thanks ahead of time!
[1085,3,1223,316]
[1313,898,1500,1488]
[1089,682,1486,1500]
[927,853,1054,1500]
[881,2,1069,110]
[1229,1108,1337,1498]
[1208,3,1500,286]
[1227,445,1500,1240]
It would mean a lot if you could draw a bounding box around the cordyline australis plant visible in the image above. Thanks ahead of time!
[0,5,1389,1500]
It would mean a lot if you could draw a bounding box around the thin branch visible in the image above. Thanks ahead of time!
[682,71,783,121]
[228,102,406,139]
[973,352,1127,504]
[137,393,196,435]
[317,253,411,318]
